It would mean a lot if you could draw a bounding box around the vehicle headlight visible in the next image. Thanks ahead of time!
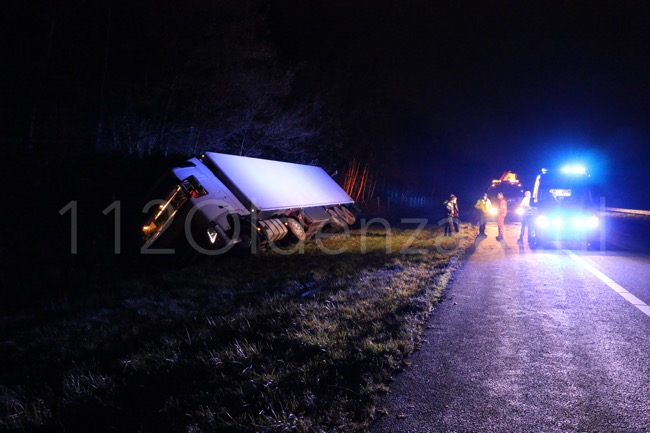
[489,208,498,216]
[515,207,524,215]
[536,215,550,228]
[572,217,585,228]
[552,217,563,228]
[570,215,598,229]
[586,215,598,228]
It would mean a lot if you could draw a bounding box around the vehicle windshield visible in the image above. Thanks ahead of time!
[534,174,598,207]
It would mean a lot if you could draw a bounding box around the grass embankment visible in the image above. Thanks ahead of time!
[1,223,477,433]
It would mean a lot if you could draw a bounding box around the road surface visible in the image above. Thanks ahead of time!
[371,220,650,433]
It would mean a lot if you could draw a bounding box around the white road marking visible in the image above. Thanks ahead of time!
[565,249,650,318]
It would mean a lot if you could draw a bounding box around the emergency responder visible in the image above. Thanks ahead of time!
[496,192,507,241]
[518,190,534,244]
[443,194,459,236]
[474,192,492,236]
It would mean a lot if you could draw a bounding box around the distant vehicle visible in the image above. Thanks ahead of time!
[531,165,602,249]
[140,152,358,261]
[487,171,524,220]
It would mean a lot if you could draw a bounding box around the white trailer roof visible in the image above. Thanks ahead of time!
[203,152,354,211]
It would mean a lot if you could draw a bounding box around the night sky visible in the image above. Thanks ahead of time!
[270,0,650,208]
[4,0,650,209]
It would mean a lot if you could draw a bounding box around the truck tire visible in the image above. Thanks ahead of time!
[324,209,346,233]
[333,205,356,225]
[279,218,307,246]
[286,217,307,241]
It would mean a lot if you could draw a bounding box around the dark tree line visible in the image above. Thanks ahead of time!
[3,1,354,169]
[3,0,488,205]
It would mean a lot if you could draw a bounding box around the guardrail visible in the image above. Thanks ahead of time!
[604,207,650,217]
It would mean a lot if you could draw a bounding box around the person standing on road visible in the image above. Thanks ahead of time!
[518,190,534,244]
[496,192,507,241]
[474,192,492,236]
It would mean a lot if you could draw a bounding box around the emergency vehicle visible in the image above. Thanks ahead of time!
[531,166,602,249]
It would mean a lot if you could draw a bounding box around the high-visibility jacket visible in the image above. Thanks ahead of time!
[474,198,492,213]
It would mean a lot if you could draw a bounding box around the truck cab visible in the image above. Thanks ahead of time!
[531,166,602,249]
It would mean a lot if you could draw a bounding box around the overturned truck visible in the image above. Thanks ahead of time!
[140,152,358,258]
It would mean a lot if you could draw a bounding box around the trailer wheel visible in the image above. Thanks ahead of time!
[278,218,307,246]
[333,205,356,225]
[287,218,307,241]
[324,210,346,233]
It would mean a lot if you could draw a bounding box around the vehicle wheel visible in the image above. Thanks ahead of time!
[280,217,307,246]
[333,205,356,226]
[324,210,346,233]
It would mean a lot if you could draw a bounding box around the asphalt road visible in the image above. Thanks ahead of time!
[371,219,650,433]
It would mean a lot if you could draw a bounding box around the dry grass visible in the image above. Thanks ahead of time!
[0,222,477,433]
